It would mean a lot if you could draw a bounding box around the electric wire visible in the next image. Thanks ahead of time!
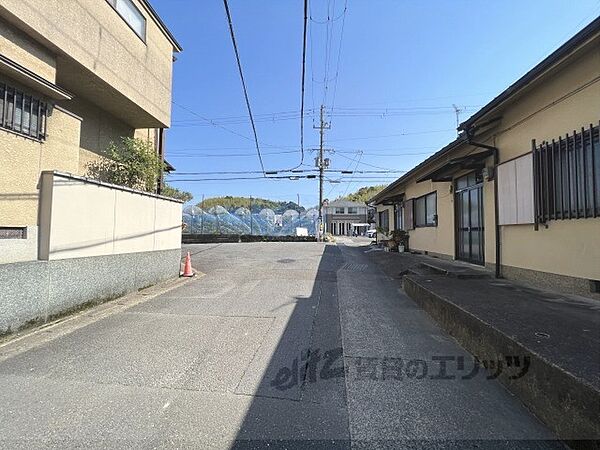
[340,149,363,197]
[329,0,348,116]
[222,0,266,175]
[295,0,309,170]
[335,151,403,170]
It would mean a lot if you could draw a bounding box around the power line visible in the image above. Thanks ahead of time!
[172,101,257,143]
[329,0,347,115]
[170,105,480,127]
[325,142,359,200]
[170,175,319,182]
[169,176,398,183]
[167,147,437,158]
[222,0,266,175]
[171,113,312,128]
[172,109,310,123]
[168,150,300,158]
[308,1,316,125]
[321,0,331,107]
[166,144,435,153]
[326,128,455,142]
[335,151,402,170]
[336,151,435,156]
[298,0,309,168]
[322,0,333,106]
[167,169,405,176]
[325,178,398,183]
[309,6,347,23]
[341,148,363,197]
[169,170,272,175]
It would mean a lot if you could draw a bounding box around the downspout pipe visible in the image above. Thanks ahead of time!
[157,128,165,195]
[465,129,502,278]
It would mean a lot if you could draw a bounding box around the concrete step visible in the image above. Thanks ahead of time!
[403,274,600,446]
[419,260,491,279]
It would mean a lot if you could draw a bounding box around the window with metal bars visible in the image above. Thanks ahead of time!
[0,83,47,140]
[533,122,600,224]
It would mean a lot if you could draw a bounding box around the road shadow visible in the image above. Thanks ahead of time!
[231,244,350,449]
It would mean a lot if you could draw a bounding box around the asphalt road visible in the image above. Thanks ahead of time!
[0,240,563,449]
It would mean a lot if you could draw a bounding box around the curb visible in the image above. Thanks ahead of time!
[403,274,600,449]
[0,275,194,361]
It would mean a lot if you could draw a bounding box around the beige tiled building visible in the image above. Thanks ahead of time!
[372,17,600,298]
[0,0,181,263]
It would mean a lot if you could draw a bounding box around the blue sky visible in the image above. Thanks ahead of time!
[152,0,600,207]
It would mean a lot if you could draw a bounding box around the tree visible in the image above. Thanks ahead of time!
[338,185,388,204]
[197,196,305,213]
[162,183,193,203]
[86,137,162,192]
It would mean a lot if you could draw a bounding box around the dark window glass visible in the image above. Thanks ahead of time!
[415,197,426,227]
[30,99,39,136]
[456,177,468,189]
[378,210,389,232]
[14,92,23,131]
[0,85,4,122]
[0,83,47,140]
[394,203,404,230]
[22,96,31,134]
[426,193,437,224]
[6,88,14,128]
[414,192,437,227]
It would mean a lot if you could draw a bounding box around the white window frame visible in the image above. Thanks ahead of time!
[106,0,147,42]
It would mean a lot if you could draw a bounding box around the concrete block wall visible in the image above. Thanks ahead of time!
[0,249,181,335]
[0,171,183,334]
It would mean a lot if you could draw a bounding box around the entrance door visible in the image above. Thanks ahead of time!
[455,172,484,265]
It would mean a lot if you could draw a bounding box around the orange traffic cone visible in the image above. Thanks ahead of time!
[182,252,194,277]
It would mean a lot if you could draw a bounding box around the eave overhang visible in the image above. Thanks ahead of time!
[368,135,467,205]
[380,193,405,205]
[140,0,183,52]
[0,54,73,101]
[416,149,494,183]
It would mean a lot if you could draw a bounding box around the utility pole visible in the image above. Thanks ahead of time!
[314,104,330,241]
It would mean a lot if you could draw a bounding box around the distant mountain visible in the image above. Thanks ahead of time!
[197,196,306,214]
[337,185,387,204]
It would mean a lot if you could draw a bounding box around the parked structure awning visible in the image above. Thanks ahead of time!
[416,149,494,183]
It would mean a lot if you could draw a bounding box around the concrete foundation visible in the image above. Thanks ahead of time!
[0,248,181,335]
[501,264,600,301]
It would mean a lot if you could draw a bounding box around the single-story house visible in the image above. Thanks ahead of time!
[371,17,600,299]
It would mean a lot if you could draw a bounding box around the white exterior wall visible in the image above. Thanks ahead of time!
[39,171,181,260]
